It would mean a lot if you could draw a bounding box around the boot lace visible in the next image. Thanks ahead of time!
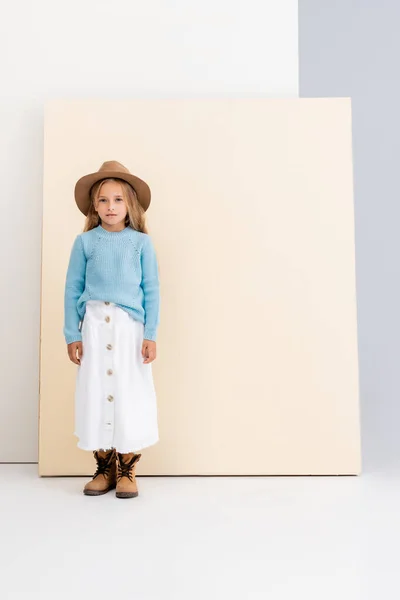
[93,450,115,479]
[117,454,141,482]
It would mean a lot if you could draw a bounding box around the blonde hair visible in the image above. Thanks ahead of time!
[83,178,149,234]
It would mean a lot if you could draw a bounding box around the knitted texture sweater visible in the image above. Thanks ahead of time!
[63,224,160,344]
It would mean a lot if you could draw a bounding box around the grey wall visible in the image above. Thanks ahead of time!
[299,1,400,471]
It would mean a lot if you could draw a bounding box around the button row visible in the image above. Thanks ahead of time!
[104,303,114,430]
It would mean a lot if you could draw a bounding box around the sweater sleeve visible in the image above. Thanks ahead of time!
[140,234,160,342]
[63,235,87,344]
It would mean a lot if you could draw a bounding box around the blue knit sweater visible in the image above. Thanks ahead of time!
[63,224,160,344]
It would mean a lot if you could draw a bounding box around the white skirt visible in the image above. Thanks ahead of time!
[73,300,159,453]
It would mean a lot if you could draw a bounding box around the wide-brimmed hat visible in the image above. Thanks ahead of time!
[74,160,151,216]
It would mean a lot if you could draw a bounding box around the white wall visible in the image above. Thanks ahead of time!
[0,0,298,462]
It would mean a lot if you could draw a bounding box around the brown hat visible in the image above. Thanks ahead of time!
[74,160,151,216]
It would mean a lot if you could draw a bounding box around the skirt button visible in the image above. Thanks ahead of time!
[107,395,114,402]
[107,369,113,376]
[105,301,110,305]
[105,316,110,323]
[106,344,112,350]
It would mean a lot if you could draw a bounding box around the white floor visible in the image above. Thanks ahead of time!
[1,464,398,600]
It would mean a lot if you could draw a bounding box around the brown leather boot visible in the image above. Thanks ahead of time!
[115,452,142,498]
[83,448,117,496]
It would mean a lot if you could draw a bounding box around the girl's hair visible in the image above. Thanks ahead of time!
[83,178,149,234]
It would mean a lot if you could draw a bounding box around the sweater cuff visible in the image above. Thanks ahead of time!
[65,333,82,344]
[143,326,157,342]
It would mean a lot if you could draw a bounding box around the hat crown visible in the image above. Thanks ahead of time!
[98,160,130,174]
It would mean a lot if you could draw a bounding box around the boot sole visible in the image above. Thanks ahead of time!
[83,484,116,496]
[116,491,139,498]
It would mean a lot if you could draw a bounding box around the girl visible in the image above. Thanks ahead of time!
[63,160,160,499]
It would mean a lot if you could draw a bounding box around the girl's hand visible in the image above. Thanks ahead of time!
[68,341,83,365]
[142,339,156,364]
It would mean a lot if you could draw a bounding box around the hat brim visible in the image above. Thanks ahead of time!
[74,170,151,216]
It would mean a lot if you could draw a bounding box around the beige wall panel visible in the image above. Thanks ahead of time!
[39,98,361,476]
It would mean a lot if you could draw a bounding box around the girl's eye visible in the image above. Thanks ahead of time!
[98,197,123,202]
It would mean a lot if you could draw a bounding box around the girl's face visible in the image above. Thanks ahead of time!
[95,180,128,230]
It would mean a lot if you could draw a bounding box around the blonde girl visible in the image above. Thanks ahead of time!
[64,161,160,499]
